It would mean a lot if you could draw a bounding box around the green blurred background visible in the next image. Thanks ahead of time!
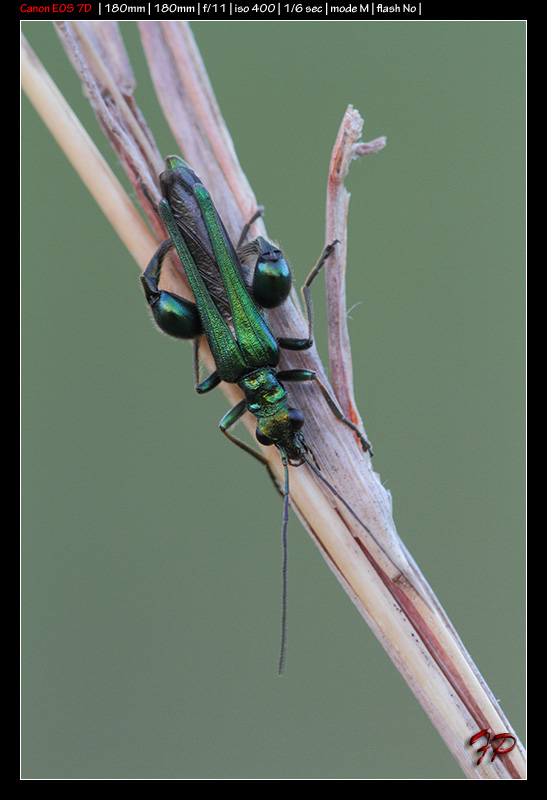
[21,21,525,778]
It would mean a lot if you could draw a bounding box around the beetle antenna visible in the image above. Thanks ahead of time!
[277,451,376,675]
[277,449,290,676]
[302,454,373,538]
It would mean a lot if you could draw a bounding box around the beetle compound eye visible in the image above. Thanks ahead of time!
[288,408,304,431]
[256,426,274,446]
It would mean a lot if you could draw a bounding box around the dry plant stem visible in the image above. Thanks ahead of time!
[139,21,253,216]
[22,22,525,779]
[54,22,164,234]
[325,109,386,425]
[21,33,156,268]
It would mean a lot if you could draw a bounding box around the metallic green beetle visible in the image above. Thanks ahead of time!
[140,156,371,672]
